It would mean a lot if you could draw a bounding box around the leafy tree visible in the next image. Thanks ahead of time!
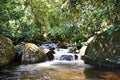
[0,0,43,44]
[0,0,120,45]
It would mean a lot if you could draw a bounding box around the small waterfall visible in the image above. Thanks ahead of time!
[79,46,87,56]
[38,43,58,49]
[39,44,81,61]
[53,49,80,61]
[79,36,95,56]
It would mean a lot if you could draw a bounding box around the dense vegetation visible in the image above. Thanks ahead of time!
[0,0,120,46]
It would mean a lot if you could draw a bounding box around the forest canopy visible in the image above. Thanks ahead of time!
[0,0,120,45]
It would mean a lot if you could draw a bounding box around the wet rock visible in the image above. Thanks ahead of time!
[0,34,15,68]
[68,47,74,53]
[76,45,82,50]
[68,46,81,54]
[46,50,55,60]
[83,29,120,68]
[14,42,25,63]
[15,42,47,64]
[60,55,74,61]
[58,42,68,49]
[74,54,78,60]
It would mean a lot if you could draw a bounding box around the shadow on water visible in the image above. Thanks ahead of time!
[1,43,120,80]
[84,67,120,80]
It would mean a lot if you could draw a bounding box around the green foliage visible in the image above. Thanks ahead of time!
[115,24,120,31]
[17,0,120,46]
[0,0,42,44]
[50,22,87,44]
[0,0,120,45]
[107,23,120,35]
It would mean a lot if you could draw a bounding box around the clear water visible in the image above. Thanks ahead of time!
[0,43,120,80]
[0,60,120,80]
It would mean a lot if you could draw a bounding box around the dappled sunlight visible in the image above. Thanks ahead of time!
[1,0,120,80]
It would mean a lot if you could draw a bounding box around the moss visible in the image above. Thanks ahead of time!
[83,29,120,68]
[21,43,47,64]
[37,48,47,62]
[0,34,15,68]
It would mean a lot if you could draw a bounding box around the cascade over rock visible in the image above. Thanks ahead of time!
[82,29,120,68]
[0,34,15,68]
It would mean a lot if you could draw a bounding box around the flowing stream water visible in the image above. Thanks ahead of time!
[0,43,120,80]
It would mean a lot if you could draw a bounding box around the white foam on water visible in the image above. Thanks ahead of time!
[35,59,91,68]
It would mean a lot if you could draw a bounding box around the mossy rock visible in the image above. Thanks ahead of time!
[83,29,120,68]
[17,43,48,64]
[0,34,15,68]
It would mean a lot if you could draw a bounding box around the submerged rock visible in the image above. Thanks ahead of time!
[60,55,74,61]
[83,29,120,68]
[15,42,48,64]
[0,34,15,68]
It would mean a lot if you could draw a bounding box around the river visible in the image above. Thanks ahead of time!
[0,43,120,80]
[0,60,120,80]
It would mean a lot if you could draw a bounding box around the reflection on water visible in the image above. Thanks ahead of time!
[0,60,120,80]
[84,68,120,80]
[1,43,120,80]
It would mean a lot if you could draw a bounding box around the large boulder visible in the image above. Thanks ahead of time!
[82,29,120,68]
[15,43,48,64]
[0,34,15,68]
